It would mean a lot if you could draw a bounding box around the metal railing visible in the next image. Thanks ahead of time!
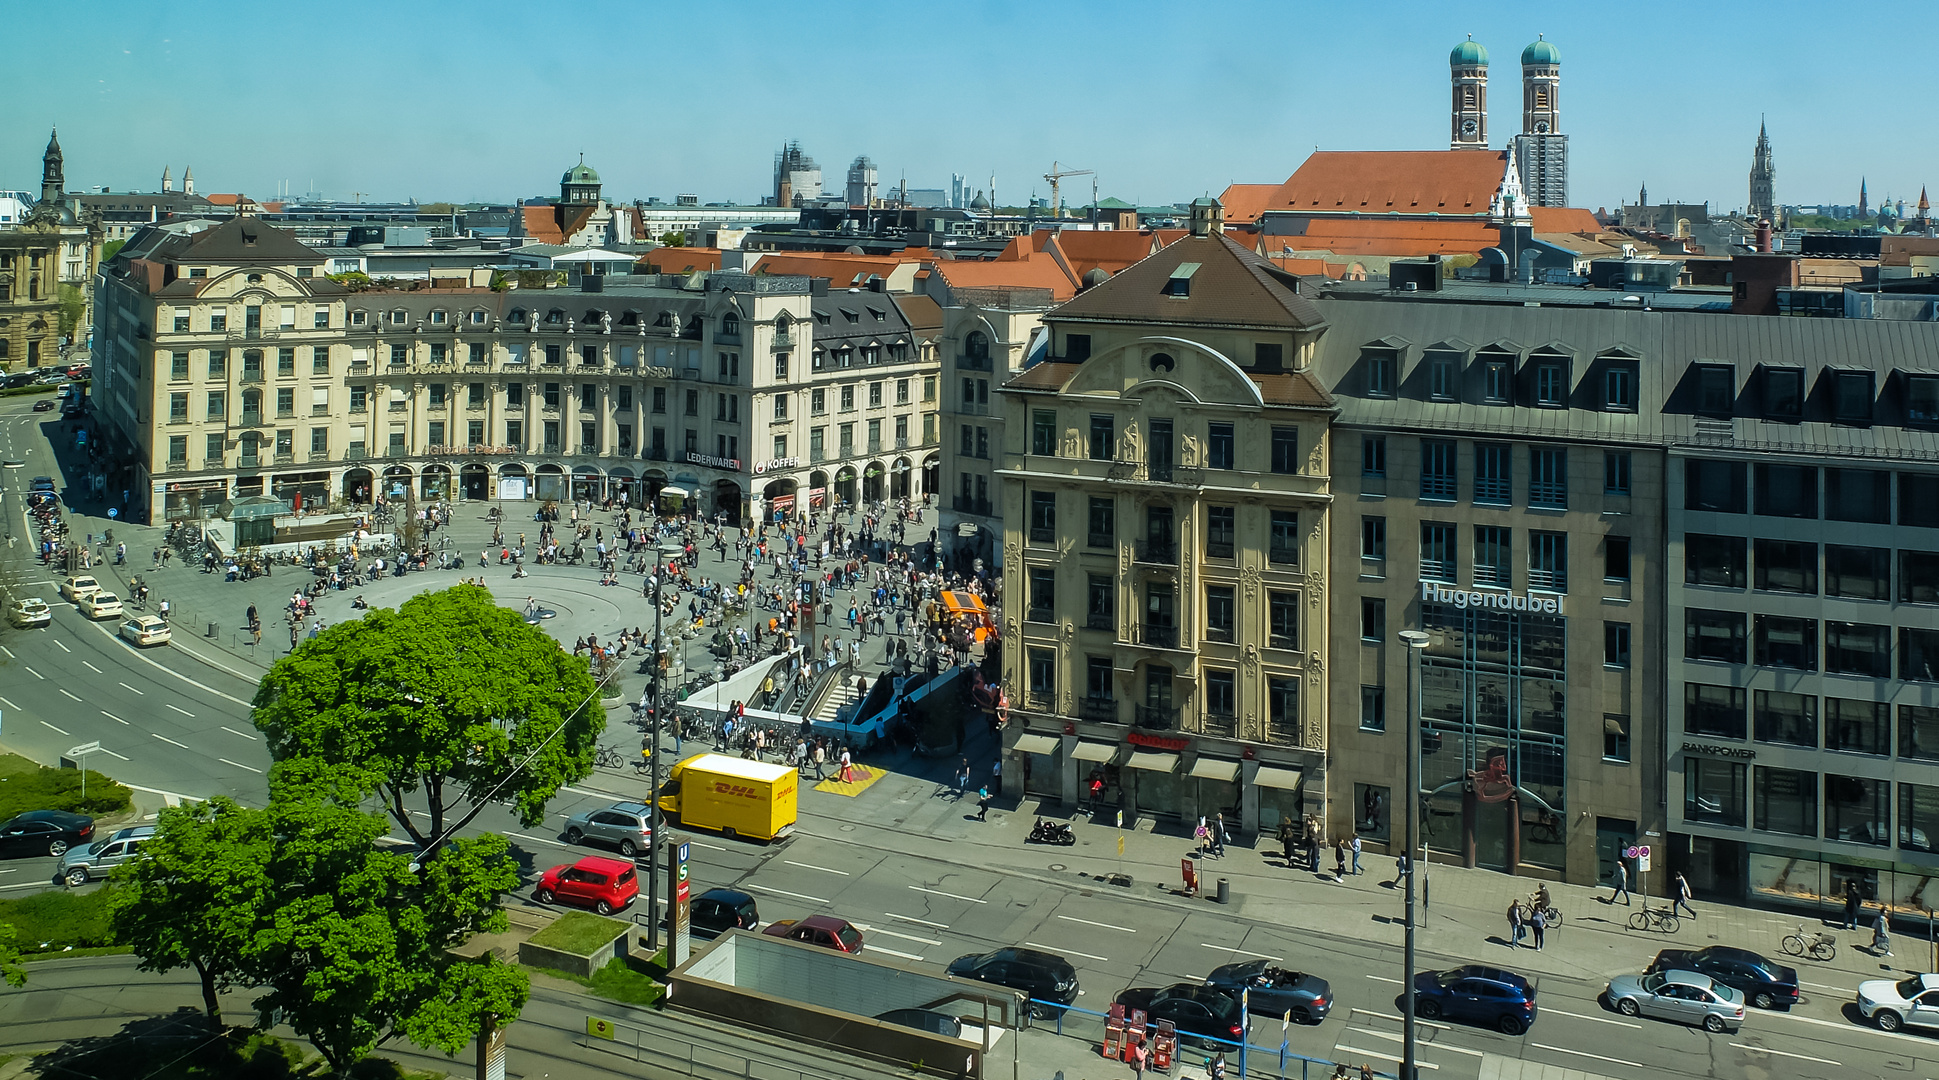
[1085,612,1114,631]
[1134,539,1176,565]
[1134,704,1177,730]
[1206,538,1235,559]
[1203,711,1239,738]
[1080,696,1118,723]
[1267,545,1300,567]
[1136,622,1178,648]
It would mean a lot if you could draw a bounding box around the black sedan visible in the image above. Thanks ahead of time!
[1648,946,1798,1010]
[1204,960,1332,1023]
[31,399,54,412]
[1115,984,1246,1048]
[948,948,1079,1012]
[0,811,95,857]
[690,888,760,936]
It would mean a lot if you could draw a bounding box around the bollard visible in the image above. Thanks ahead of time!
[1217,878,1231,904]
[207,621,219,638]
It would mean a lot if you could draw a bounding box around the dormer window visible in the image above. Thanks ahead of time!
[545,309,565,324]
[469,309,488,324]
[509,308,527,324]
[350,310,368,326]
[389,309,408,325]
[1696,363,1736,417]
[721,312,740,337]
[1166,262,1201,297]
[867,306,886,321]
[429,310,447,325]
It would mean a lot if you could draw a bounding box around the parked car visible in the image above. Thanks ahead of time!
[0,811,95,857]
[7,598,51,629]
[690,887,759,936]
[533,856,637,915]
[762,915,864,953]
[120,614,171,646]
[58,575,100,602]
[1413,966,1538,1035]
[1857,973,1939,1032]
[31,399,54,412]
[1203,960,1333,1023]
[875,1009,963,1039]
[946,948,1080,1011]
[1114,984,1247,1048]
[29,476,56,492]
[1605,969,1745,1032]
[78,592,123,620]
[561,801,653,857]
[1648,946,1798,1010]
[55,825,155,887]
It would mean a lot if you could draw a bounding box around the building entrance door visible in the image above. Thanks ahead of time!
[1596,817,1636,888]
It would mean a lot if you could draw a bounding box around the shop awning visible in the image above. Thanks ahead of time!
[1252,765,1303,790]
[1126,750,1180,773]
[1013,733,1060,756]
[1070,740,1118,763]
[658,486,691,498]
[1189,757,1239,782]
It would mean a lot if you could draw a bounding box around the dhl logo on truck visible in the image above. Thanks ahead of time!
[712,782,764,800]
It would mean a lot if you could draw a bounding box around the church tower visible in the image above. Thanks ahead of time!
[161,166,173,194]
[1449,37,1489,149]
[1512,36,1569,206]
[40,128,64,204]
[1748,120,1776,222]
[560,154,601,206]
[1859,177,1869,219]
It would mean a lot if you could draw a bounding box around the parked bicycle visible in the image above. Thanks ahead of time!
[1780,923,1837,961]
[591,745,626,770]
[1628,904,1681,934]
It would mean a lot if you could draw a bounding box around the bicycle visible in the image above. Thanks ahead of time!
[1628,905,1680,934]
[1780,924,1837,961]
[591,745,626,770]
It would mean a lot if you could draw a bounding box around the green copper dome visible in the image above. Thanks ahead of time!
[1521,37,1559,65]
[1450,37,1489,67]
[562,161,600,185]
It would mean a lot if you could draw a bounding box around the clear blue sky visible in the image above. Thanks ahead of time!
[2,0,1927,213]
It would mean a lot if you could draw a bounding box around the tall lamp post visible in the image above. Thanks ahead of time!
[645,542,669,952]
[1396,629,1431,1080]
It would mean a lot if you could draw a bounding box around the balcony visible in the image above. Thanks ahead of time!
[1136,622,1178,649]
[383,444,409,458]
[1105,460,1201,488]
[1080,697,1118,724]
[1026,607,1054,624]
[542,442,562,455]
[953,495,993,517]
[1134,539,1177,565]
[1529,483,1567,510]
[1473,563,1509,587]
[388,401,408,412]
[866,438,882,454]
[1206,539,1235,559]
[239,454,261,468]
[1475,477,1511,505]
[1419,559,1455,582]
[1205,625,1234,645]
[1087,532,1115,549]
[274,452,295,465]
[1527,568,1567,591]
[1267,545,1300,567]
[1028,526,1055,544]
[1420,476,1456,501]
[239,411,263,427]
[895,436,910,450]
[348,360,369,375]
[1085,611,1114,631]
[240,369,265,384]
[772,331,794,350]
[344,447,368,460]
[957,352,993,372]
[1202,711,1239,739]
[647,447,668,461]
[164,459,189,473]
[1134,704,1178,730]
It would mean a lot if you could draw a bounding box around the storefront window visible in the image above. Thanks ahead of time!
[1753,767,1817,836]
[1754,690,1817,747]
[1898,782,1939,853]
[1684,758,1746,826]
[1901,705,1939,762]
[1825,774,1889,846]
[1355,783,1390,842]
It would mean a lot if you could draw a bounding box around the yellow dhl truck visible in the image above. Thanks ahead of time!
[656,753,798,841]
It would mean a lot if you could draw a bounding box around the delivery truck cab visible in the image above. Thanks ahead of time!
[656,753,798,842]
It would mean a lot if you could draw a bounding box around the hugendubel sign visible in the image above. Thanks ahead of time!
[1419,581,1563,614]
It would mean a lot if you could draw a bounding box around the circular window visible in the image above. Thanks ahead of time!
[246,273,263,284]
[1149,352,1175,372]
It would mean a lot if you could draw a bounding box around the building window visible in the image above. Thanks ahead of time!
[1205,586,1235,643]
[1685,459,1746,513]
[1685,683,1747,740]
[1420,439,1456,500]
[1365,350,1395,397]
[1696,363,1736,417]
[1473,525,1509,586]
[1754,767,1817,836]
[1901,705,1939,761]
[1206,505,1235,559]
[1028,491,1056,543]
[1270,427,1299,474]
[1901,783,1939,853]
[1825,545,1889,600]
[1086,575,1114,631]
[1087,497,1115,548]
[1685,534,1747,589]
[1755,690,1817,747]
[1207,423,1234,470]
[1268,510,1300,566]
[1088,414,1113,460]
[1086,655,1113,703]
[205,433,224,464]
[1362,435,1386,478]
[1528,531,1567,591]
[1604,451,1631,495]
[1474,443,1510,504]
[1900,549,1939,604]
[169,352,189,380]
[166,435,187,463]
[1684,757,1747,827]
[168,393,188,423]
[1826,774,1889,845]
[1428,353,1456,401]
[1605,622,1631,668]
[1904,473,1939,528]
[1754,539,1818,594]
[1528,448,1566,508]
[1763,366,1805,421]
[1604,365,1636,412]
[1268,591,1299,650]
[1360,517,1386,562]
[1906,628,1939,683]
[1823,697,1889,757]
[1420,522,1456,581]
[1533,357,1566,407]
[1832,371,1875,425]
[1826,468,1890,524]
[1481,356,1511,403]
[1029,410,1055,456]
[1361,686,1386,733]
[1604,714,1632,763]
[1604,536,1631,582]
[1027,648,1055,701]
[1360,597,1385,642]
[1825,622,1891,677]
[1753,615,1818,671]
[1205,670,1236,725]
[1027,567,1056,623]
[1685,610,1747,664]
[206,391,225,421]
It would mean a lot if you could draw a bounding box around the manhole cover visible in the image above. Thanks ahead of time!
[1049,863,1067,872]
[1079,889,1094,897]
[839,824,857,832]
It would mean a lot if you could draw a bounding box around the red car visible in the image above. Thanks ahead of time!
[535,856,638,915]
[762,914,865,953]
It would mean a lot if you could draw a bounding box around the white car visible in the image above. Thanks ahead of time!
[58,575,101,602]
[7,598,51,629]
[77,592,123,620]
[120,614,170,646]
[1858,973,1939,1032]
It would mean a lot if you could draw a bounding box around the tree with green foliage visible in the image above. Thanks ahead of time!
[99,239,125,264]
[0,921,26,988]
[252,587,602,847]
[57,285,86,337]
[658,231,686,247]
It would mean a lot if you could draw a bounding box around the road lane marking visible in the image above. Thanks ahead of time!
[909,885,986,904]
[220,726,257,740]
[82,661,101,673]
[39,721,68,735]
[0,696,16,711]
[504,831,568,849]
[784,860,849,875]
[96,747,128,761]
[0,882,53,891]
[1057,914,1133,932]
[1026,940,1109,962]
[1799,980,1851,993]
[1333,1045,1439,1071]
[100,711,127,725]
[1730,1042,1838,1066]
[76,619,251,705]
[165,704,193,717]
[1530,1044,1643,1069]
[118,682,144,695]
[1347,1029,1482,1056]
[151,733,189,749]
[1350,1009,1449,1031]
[52,639,69,653]
[1763,1009,1938,1047]
[852,923,942,946]
[218,759,263,774]
[1541,1006,1640,1029]
[886,913,949,929]
[57,688,79,701]
[21,665,41,679]
[1201,943,1281,960]
[1364,975,1403,985]
[0,646,12,658]
[744,884,831,904]
[869,945,925,962]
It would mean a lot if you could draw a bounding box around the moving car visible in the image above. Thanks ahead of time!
[1414,966,1537,1035]
[7,598,51,629]
[947,948,1080,1011]
[1648,946,1798,1010]
[1605,969,1745,1032]
[875,1009,963,1039]
[1857,973,1939,1032]
[58,575,100,602]
[31,399,54,412]
[762,915,863,953]
[690,887,759,936]
[78,592,123,620]
[120,614,171,646]
[533,855,638,915]
[0,811,95,857]
[1203,960,1333,1023]
[1114,984,1246,1048]
[55,825,154,887]
[562,801,653,857]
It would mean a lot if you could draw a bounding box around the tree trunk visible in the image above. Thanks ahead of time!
[192,957,222,1024]
[426,773,445,839]
[388,785,427,847]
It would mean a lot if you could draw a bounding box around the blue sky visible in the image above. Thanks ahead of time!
[3,0,1928,213]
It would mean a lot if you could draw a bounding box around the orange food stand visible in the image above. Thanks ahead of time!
[940,591,995,642]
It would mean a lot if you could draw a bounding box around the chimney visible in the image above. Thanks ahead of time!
[1756,219,1773,253]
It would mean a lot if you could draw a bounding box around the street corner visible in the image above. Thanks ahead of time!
[815,765,886,797]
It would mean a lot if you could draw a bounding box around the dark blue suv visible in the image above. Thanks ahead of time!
[1413,966,1537,1034]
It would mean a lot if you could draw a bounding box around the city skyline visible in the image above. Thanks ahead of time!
[3,0,1934,213]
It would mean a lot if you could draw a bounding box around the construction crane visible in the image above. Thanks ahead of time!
[1043,161,1094,219]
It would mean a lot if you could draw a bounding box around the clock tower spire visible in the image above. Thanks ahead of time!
[1449,36,1490,149]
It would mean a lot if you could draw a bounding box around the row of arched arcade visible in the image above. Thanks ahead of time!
[339,463,743,521]
[753,453,940,521]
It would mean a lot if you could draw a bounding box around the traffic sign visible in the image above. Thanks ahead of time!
[586,1016,615,1040]
[106,508,118,519]
[678,841,690,863]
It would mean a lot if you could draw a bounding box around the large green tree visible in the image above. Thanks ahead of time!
[0,921,25,989]
[252,587,602,846]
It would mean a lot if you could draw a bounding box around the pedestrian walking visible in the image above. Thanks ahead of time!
[975,784,990,821]
[1128,1036,1147,1080]
[955,757,969,795]
[1279,817,1297,864]
[839,747,854,784]
[1333,838,1348,881]
[1610,858,1630,906]
[1844,879,1863,930]
[811,742,826,780]
[1530,905,1547,950]
[1088,771,1106,814]
[1672,871,1696,919]
[1213,813,1230,859]
[1873,905,1893,957]
[1508,899,1525,947]
[1305,827,1321,874]
[1349,833,1362,874]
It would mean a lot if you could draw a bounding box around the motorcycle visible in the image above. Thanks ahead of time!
[1027,819,1075,846]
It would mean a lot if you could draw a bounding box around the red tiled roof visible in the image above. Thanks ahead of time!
[1218,183,1281,225]
[204,193,244,207]
[1529,206,1601,233]
[1259,218,1497,258]
[1150,229,1187,247]
[519,206,563,244]
[1268,150,1507,212]
[642,247,723,274]
[932,254,1078,300]
[1044,229,1158,279]
[753,252,912,287]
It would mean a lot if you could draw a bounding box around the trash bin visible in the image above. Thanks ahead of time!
[207,621,219,638]
[1216,878,1231,904]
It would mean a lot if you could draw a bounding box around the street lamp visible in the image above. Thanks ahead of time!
[645,541,672,952]
[1396,628,1431,1080]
